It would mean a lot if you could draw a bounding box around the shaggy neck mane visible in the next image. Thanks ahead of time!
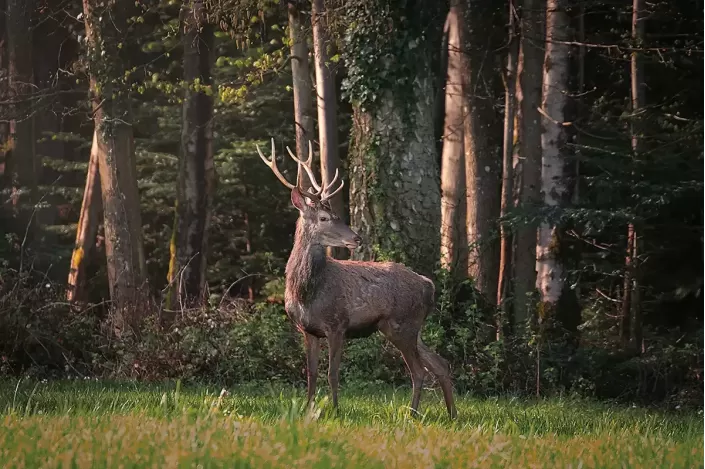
[286,217,327,304]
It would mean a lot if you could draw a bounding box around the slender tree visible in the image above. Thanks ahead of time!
[462,1,502,299]
[622,0,645,352]
[536,0,573,320]
[82,0,148,332]
[497,0,519,332]
[440,1,467,274]
[168,0,216,307]
[312,0,344,258]
[67,130,102,302]
[6,0,36,204]
[287,1,315,190]
[512,0,545,331]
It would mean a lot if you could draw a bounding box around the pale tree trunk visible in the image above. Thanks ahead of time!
[347,1,442,277]
[440,3,467,275]
[7,0,37,205]
[67,130,102,302]
[623,0,645,352]
[536,0,572,319]
[312,0,345,259]
[512,0,545,331]
[83,0,149,333]
[497,0,519,335]
[462,1,502,299]
[288,1,315,191]
[168,0,215,308]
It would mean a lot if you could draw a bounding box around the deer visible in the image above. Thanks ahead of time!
[256,139,457,419]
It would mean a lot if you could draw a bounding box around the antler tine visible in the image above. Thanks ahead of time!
[321,169,345,202]
[257,138,296,190]
[321,167,340,199]
[285,145,322,193]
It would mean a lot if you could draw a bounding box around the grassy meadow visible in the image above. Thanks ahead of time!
[0,379,702,468]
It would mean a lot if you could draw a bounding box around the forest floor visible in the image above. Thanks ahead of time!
[0,380,702,468]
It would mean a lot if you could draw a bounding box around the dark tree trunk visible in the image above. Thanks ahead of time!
[7,0,36,205]
[287,2,315,191]
[512,0,545,332]
[169,0,216,307]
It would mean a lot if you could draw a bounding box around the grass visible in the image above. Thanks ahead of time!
[0,379,702,468]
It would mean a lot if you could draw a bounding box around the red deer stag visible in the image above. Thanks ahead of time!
[256,139,457,419]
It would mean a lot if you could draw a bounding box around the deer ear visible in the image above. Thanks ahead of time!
[291,188,315,212]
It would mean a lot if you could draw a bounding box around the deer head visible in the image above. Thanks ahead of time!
[257,139,362,250]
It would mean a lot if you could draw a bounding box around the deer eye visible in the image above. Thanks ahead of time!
[319,215,329,222]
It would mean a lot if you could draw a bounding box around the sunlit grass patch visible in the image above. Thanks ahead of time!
[0,380,702,468]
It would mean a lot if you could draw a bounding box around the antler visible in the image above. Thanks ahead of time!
[257,138,345,204]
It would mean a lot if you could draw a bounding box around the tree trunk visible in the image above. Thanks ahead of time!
[462,1,502,299]
[0,0,9,192]
[82,0,149,333]
[536,0,573,323]
[512,0,545,331]
[7,0,36,205]
[67,130,103,303]
[312,0,345,259]
[497,0,519,334]
[440,3,467,275]
[287,2,315,191]
[624,0,645,352]
[168,0,215,308]
[345,1,442,277]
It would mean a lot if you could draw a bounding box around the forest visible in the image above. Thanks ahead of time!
[0,0,703,439]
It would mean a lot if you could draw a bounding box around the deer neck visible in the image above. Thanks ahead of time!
[285,218,327,305]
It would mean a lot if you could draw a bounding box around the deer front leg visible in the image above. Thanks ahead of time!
[304,333,320,407]
[327,332,344,408]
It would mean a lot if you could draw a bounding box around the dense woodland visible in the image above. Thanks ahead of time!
[0,0,702,406]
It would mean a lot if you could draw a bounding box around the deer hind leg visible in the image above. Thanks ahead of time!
[304,333,320,407]
[379,322,426,417]
[327,331,345,408]
[418,339,457,419]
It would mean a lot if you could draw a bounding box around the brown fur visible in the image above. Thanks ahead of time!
[284,188,457,418]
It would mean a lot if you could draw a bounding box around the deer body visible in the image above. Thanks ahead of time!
[257,139,457,419]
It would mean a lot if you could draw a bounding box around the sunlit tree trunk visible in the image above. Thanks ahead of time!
[512,0,545,332]
[536,0,574,324]
[462,1,502,299]
[7,0,36,205]
[497,0,519,335]
[312,0,345,259]
[346,0,442,276]
[440,2,467,275]
[83,0,148,333]
[287,1,315,191]
[67,130,102,302]
[168,0,215,307]
[623,0,645,352]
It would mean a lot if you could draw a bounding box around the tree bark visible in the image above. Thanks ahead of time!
[312,0,345,259]
[440,3,467,275]
[462,1,502,299]
[346,1,442,277]
[287,2,315,191]
[82,0,149,332]
[0,0,9,192]
[168,0,216,308]
[67,130,103,303]
[7,0,36,205]
[623,0,646,352]
[536,0,572,320]
[512,0,545,331]
[497,0,519,332]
